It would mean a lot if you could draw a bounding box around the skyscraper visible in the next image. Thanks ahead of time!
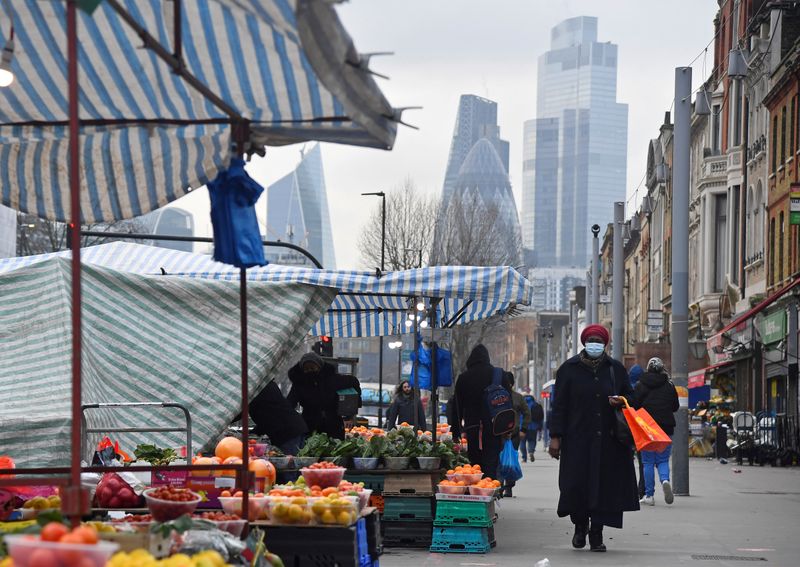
[265,144,336,268]
[442,95,510,202]
[522,16,628,268]
[435,95,522,266]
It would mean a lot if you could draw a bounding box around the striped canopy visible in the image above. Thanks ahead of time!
[0,256,336,467]
[0,242,534,338]
[0,0,397,223]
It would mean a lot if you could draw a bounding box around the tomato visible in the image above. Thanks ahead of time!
[28,548,58,567]
[71,526,99,545]
[40,522,69,542]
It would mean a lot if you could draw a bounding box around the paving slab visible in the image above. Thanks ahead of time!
[381,452,800,567]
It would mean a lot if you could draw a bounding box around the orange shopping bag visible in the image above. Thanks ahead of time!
[621,398,672,452]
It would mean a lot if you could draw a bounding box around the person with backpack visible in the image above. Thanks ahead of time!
[521,395,545,462]
[454,344,516,478]
[635,357,679,506]
[548,324,639,552]
[501,374,531,497]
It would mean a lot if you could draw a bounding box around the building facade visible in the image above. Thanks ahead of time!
[522,16,628,268]
[265,144,336,269]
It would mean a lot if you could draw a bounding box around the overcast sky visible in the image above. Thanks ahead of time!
[176,0,720,269]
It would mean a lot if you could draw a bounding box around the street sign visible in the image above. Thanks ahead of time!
[791,192,800,225]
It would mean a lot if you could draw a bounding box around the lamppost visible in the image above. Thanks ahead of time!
[591,224,601,326]
[362,192,386,423]
[388,334,404,428]
[542,325,554,392]
[404,248,423,269]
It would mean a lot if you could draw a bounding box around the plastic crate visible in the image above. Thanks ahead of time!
[369,494,385,514]
[263,524,361,567]
[381,521,433,548]
[429,526,494,554]
[344,474,386,494]
[364,507,382,557]
[434,499,493,527]
[382,496,434,522]
[382,473,434,496]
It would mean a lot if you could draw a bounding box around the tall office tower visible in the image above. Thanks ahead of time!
[141,207,195,253]
[522,16,628,268]
[266,144,336,268]
[442,95,510,202]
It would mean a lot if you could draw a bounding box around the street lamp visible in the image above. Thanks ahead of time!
[590,224,600,325]
[541,325,554,392]
[404,248,423,269]
[362,191,386,424]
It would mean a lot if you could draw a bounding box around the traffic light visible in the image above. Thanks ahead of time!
[313,335,333,357]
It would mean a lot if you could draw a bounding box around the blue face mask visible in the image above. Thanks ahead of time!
[585,343,605,358]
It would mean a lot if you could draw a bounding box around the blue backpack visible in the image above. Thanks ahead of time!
[484,367,517,436]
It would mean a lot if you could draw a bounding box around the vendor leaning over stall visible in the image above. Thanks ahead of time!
[287,352,362,440]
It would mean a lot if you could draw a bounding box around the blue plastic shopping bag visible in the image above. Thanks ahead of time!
[498,439,523,482]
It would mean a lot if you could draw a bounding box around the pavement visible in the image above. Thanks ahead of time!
[381,452,800,567]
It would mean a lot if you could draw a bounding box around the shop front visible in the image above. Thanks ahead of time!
[761,309,788,415]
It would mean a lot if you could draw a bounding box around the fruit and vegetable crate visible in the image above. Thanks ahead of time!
[433,499,493,527]
[429,525,495,554]
[263,517,373,567]
[368,494,384,514]
[381,521,433,548]
[381,473,437,496]
[382,496,434,523]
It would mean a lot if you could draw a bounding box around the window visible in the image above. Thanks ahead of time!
[714,194,728,292]
[781,106,787,165]
[713,106,722,154]
[769,217,776,285]
[792,97,797,156]
[731,81,743,146]
[779,212,785,282]
[746,186,754,258]
[772,116,778,172]
[731,186,740,283]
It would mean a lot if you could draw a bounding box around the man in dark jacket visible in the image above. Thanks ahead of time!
[286,352,361,440]
[634,357,679,506]
[454,344,513,479]
[501,374,531,497]
[248,381,309,455]
[521,395,544,462]
[385,380,427,431]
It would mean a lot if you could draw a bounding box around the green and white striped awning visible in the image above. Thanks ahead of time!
[0,257,335,468]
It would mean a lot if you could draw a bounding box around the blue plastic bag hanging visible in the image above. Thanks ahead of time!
[207,158,267,269]
[498,439,523,482]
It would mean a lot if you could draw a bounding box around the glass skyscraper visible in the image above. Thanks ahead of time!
[522,16,628,268]
[266,144,336,269]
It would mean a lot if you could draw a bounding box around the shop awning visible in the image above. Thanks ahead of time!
[0,242,534,338]
[706,275,800,355]
[0,0,398,223]
[688,361,735,388]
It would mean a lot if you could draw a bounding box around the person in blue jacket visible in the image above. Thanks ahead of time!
[521,395,545,462]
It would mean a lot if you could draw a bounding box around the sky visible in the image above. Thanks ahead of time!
[174,0,721,269]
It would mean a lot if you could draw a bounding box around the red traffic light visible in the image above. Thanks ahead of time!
[320,336,331,343]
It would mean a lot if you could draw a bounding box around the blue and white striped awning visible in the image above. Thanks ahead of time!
[0,242,534,338]
[0,0,398,223]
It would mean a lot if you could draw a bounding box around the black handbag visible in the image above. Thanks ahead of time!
[609,366,634,448]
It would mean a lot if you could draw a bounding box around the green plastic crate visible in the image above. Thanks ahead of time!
[344,474,385,494]
[434,500,493,527]
[430,526,494,554]
[382,496,434,522]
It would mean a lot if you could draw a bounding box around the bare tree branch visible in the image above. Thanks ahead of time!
[16,213,149,257]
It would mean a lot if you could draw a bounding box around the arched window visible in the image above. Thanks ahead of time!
[755,181,764,255]
[770,217,776,285]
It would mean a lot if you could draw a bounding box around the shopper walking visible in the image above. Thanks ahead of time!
[520,395,544,462]
[548,324,640,552]
[628,363,646,499]
[385,380,427,431]
[454,344,514,477]
[634,357,679,506]
[501,375,531,497]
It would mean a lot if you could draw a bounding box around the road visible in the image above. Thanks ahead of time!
[381,453,800,567]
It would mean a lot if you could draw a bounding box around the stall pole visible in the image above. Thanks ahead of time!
[67,0,88,525]
[240,266,250,530]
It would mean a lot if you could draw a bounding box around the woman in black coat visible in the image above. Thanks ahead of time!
[548,324,639,552]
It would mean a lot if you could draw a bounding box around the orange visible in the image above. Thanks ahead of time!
[40,522,69,542]
[216,456,242,477]
[220,490,232,497]
[215,437,243,461]
[71,526,99,545]
[191,456,218,477]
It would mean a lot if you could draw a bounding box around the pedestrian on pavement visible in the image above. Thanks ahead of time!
[501,374,531,497]
[628,363,646,499]
[286,352,362,440]
[385,380,427,431]
[548,324,640,552]
[454,344,514,478]
[520,394,544,462]
[635,357,679,506]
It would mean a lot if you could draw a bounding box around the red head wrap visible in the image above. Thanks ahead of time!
[580,324,609,345]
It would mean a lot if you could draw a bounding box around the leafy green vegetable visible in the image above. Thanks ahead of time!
[297,433,337,458]
[134,443,178,466]
[332,439,361,458]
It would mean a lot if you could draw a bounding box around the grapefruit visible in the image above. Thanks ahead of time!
[215,437,243,461]
[249,459,276,486]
